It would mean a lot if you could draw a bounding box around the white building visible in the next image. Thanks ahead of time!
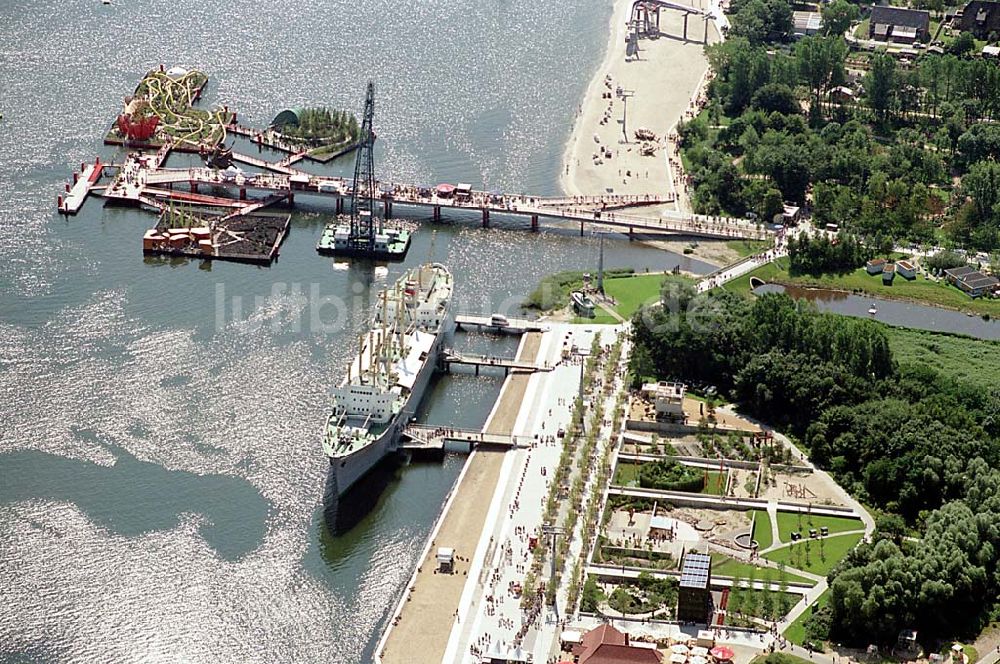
[641,381,686,420]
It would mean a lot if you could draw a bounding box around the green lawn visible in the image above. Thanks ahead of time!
[710,553,816,586]
[572,310,619,325]
[783,588,830,645]
[719,260,786,296]
[603,273,694,319]
[613,462,641,487]
[764,532,864,576]
[854,18,870,39]
[702,470,727,496]
[775,512,864,543]
[718,257,1000,315]
[752,510,773,551]
[727,239,772,258]
[888,326,1000,391]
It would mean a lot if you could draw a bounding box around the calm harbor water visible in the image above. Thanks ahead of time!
[0,0,715,661]
[754,283,1000,340]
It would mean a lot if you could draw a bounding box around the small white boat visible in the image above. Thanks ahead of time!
[868,303,878,315]
[571,290,596,316]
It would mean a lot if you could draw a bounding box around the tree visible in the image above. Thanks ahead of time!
[961,159,1000,226]
[731,0,793,44]
[950,31,976,57]
[751,82,801,115]
[866,53,897,121]
[821,0,859,37]
[796,36,848,113]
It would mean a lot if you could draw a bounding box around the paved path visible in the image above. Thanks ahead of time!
[439,324,619,663]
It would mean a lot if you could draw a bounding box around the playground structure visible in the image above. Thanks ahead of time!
[784,481,818,501]
[628,0,713,49]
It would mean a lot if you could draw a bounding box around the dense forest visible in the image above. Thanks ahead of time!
[629,286,1000,643]
[679,22,1000,250]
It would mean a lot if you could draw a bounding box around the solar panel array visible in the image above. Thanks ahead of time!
[679,552,711,589]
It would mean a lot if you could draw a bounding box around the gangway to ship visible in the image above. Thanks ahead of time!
[453,315,548,334]
[440,349,553,375]
[401,424,521,451]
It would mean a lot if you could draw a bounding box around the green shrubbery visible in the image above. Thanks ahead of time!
[638,458,705,493]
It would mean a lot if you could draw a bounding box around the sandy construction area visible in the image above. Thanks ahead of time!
[560,0,717,200]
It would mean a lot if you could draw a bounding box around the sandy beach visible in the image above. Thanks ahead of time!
[561,0,717,200]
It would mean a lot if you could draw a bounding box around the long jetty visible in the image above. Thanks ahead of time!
[94,158,772,240]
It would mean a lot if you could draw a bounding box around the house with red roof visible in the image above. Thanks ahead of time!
[572,623,662,664]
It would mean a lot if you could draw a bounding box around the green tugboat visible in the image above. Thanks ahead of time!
[317,81,412,261]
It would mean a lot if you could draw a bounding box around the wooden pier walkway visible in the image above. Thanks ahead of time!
[230,151,303,176]
[218,192,292,221]
[88,159,772,240]
[79,138,775,241]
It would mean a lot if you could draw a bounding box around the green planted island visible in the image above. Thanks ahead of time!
[271,107,362,158]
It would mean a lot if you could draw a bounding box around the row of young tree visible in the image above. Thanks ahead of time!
[629,289,1000,643]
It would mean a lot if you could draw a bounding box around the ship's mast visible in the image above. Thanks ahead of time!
[396,280,407,355]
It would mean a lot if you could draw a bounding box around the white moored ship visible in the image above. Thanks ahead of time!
[323,263,453,497]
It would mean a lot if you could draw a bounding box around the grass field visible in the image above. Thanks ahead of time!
[764,532,864,576]
[888,326,1000,390]
[775,512,864,543]
[572,310,619,325]
[718,258,1000,315]
[602,273,695,319]
[727,239,772,258]
[751,510,773,551]
[613,462,641,487]
[783,588,829,645]
[709,553,816,586]
[702,470,727,496]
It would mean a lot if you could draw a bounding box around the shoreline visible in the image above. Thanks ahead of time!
[558,0,631,198]
[559,0,722,263]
